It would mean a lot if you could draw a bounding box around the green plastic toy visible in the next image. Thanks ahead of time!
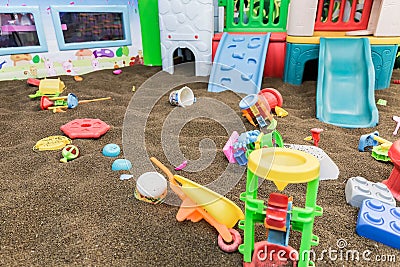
[220,0,290,32]
[60,145,80,163]
[245,129,283,157]
[372,145,391,162]
[239,147,323,267]
[137,0,162,66]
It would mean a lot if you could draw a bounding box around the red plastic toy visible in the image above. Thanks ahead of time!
[246,241,298,267]
[27,78,41,87]
[258,88,283,110]
[311,128,323,147]
[265,193,289,230]
[314,0,373,31]
[60,118,110,139]
[383,140,400,201]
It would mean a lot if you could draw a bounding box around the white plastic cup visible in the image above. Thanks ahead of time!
[169,86,195,107]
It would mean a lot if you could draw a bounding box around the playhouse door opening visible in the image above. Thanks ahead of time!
[173,47,195,64]
[303,59,319,82]
[173,47,195,74]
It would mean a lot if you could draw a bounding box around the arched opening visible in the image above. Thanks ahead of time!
[302,58,319,82]
[172,47,195,75]
[173,47,195,65]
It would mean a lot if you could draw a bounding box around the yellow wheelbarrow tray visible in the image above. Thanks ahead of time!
[150,157,244,247]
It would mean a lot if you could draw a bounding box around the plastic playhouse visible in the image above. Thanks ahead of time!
[138,0,400,129]
[239,147,322,267]
[284,0,400,128]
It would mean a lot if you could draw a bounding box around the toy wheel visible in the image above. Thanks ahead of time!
[62,145,80,160]
[217,228,242,253]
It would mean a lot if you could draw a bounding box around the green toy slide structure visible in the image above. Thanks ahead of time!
[138,0,162,66]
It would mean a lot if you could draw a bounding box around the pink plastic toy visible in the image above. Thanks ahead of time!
[60,118,110,139]
[174,160,188,171]
[382,140,400,201]
[223,131,239,163]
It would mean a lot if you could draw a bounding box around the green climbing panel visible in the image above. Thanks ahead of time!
[138,0,162,66]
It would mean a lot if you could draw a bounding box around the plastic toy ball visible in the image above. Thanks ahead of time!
[60,145,80,163]
[102,144,121,157]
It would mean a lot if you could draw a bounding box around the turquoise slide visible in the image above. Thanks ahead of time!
[316,38,378,128]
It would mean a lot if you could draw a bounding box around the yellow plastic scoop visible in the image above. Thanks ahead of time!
[33,136,72,151]
[275,106,288,117]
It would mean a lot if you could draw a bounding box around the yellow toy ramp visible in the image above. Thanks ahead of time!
[173,175,244,229]
[247,147,320,190]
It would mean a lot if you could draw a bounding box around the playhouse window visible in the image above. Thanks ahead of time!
[51,6,131,51]
[0,7,47,55]
[315,0,373,31]
[60,12,124,43]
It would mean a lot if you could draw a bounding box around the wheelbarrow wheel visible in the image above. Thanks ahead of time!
[217,228,242,253]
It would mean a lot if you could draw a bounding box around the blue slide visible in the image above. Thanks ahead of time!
[208,32,270,94]
[316,38,378,128]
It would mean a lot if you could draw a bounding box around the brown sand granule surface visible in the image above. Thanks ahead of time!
[1,64,399,266]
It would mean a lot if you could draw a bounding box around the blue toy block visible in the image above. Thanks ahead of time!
[234,149,248,166]
[345,176,396,207]
[358,131,379,152]
[356,199,400,249]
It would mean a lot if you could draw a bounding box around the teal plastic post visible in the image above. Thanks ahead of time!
[137,0,162,66]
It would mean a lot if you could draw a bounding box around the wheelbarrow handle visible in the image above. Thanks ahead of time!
[150,157,186,200]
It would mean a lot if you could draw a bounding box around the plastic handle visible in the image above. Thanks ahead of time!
[373,135,392,145]
[150,157,186,200]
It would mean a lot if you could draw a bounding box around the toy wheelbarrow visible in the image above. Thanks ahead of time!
[150,157,244,252]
